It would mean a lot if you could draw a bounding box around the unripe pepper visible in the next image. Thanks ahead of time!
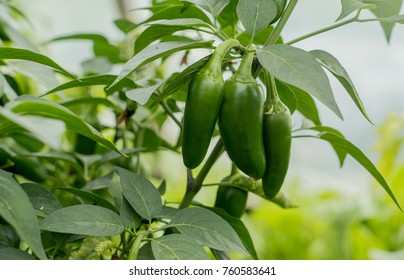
[215,185,248,218]
[182,39,239,169]
[262,73,292,199]
[219,51,266,179]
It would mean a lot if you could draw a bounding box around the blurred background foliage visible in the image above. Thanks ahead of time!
[1,0,403,259]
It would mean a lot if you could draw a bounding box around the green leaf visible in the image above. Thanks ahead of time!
[169,207,249,255]
[56,188,117,212]
[310,50,372,123]
[237,26,282,47]
[0,248,36,260]
[151,234,210,260]
[304,126,348,166]
[312,132,401,210]
[60,97,118,111]
[145,4,212,24]
[180,0,230,17]
[7,96,125,156]
[150,18,213,29]
[237,0,277,39]
[151,55,210,106]
[116,167,162,221]
[137,242,155,260]
[110,40,213,88]
[126,80,165,105]
[83,174,113,190]
[364,0,403,41]
[0,107,65,149]
[23,151,82,171]
[0,225,19,248]
[0,170,47,259]
[337,0,376,21]
[385,14,404,23]
[39,205,125,236]
[42,75,138,96]
[287,84,322,125]
[114,18,138,33]
[155,206,179,220]
[275,79,298,114]
[207,207,258,260]
[0,47,75,79]
[257,45,343,119]
[135,25,186,53]
[0,73,5,98]
[218,0,239,37]
[21,183,62,217]
[141,127,175,151]
[50,33,123,64]
[120,198,142,229]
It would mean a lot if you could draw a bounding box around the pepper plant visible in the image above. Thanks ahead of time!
[0,0,403,260]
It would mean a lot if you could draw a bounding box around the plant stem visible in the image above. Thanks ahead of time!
[356,18,396,24]
[265,0,299,46]
[160,100,182,128]
[285,17,356,45]
[179,139,224,209]
[128,231,146,260]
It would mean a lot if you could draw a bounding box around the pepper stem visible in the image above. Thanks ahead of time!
[201,38,240,78]
[264,71,287,114]
[231,50,256,82]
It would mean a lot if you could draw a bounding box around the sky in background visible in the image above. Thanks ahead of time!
[18,0,404,196]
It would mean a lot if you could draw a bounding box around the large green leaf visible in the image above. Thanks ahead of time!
[149,18,213,29]
[0,107,64,149]
[39,205,125,236]
[42,74,138,96]
[116,167,162,221]
[0,47,75,79]
[274,79,298,114]
[218,0,239,37]
[308,132,401,210]
[0,248,36,260]
[120,198,142,229]
[207,207,258,259]
[385,14,404,24]
[168,207,249,255]
[310,50,372,123]
[126,80,165,105]
[50,33,123,63]
[0,170,47,259]
[56,188,117,212]
[337,0,376,21]
[151,234,210,260]
[145,4,212,24]
[135,25,186,53]
[21,183,62,217]
[301,126,348,166]
[364,0,402,41]
[180,0,230,17]
[236,0,277,39]
[287,84,322,125]
[6,96,125,156]
[257,45,343,119]
[110,40,213,88]
[24,151,82,171]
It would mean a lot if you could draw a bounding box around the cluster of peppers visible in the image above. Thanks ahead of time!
[182,38,292,217]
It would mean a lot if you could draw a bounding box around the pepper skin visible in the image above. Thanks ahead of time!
[182,39,239,169]
[215,185,248,218]
[219,51,266,179]
[262,105,292,199]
